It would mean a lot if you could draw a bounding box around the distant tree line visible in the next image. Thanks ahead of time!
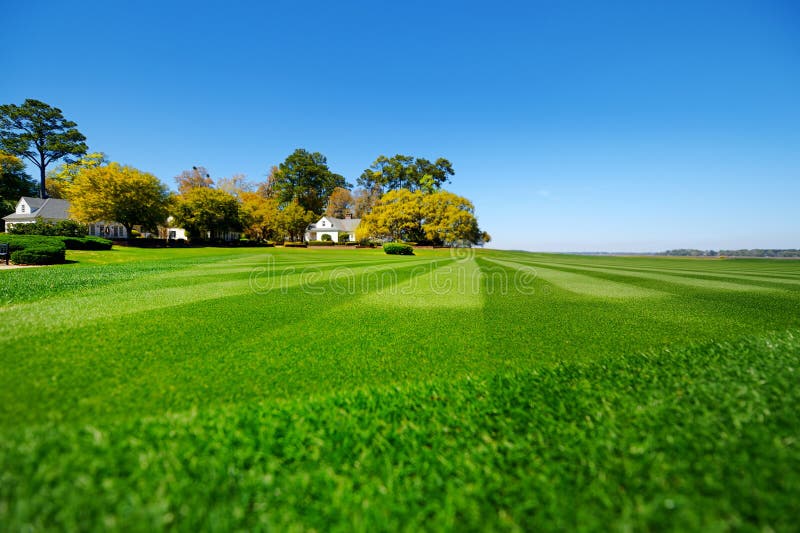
[1,99,489,245]
[658,249,800,258]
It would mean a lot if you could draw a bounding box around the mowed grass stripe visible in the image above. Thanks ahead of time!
[484,257,663,298]
[0,255,453,342]
[359,258,484,309]
[497,250,800,275]
[3,330,798,531]
[511,259,783,293]
[545,260,800,286]
[0,256,487,426]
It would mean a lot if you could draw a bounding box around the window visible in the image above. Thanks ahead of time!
[19,204,25,213]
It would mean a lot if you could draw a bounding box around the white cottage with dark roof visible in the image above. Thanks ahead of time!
[2,196,128,238]
[305,214,361,243]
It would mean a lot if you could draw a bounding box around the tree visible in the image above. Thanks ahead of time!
[357,154,454,193]
[240,192,281,242]
[217,174,252,199]
[0,99,88,198]
[255,166,280,199]
[356,189,425,242]
[353,185,382,217]
[68,162,170,238]
[1,152,37,216]
[420,190,482,244]
[278,201,316,242]
[172,187,241,241]
[325,187,355,218]
[46,152,108,198]
[357,188,486,245]
[274,149,349,214]
[175,166,214,194]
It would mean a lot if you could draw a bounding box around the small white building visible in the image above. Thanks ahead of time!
[305,214,361,243]
[2,196,129,237]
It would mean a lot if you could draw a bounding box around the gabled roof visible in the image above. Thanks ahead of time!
[310,216,361,232]
[20,196,45,210]
[3,198,71,221]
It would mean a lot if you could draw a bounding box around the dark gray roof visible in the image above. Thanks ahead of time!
[3,198,71,222]
[309,216,361,232]
[21,196,45,210]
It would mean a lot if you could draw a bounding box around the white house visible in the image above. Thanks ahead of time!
[305,214,361,243]
[2,196,129,237]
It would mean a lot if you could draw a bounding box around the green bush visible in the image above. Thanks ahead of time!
[321,234,333,242]
[0,234,64,252]
[383,243,414,255]
[10,244,66,265]
[59,236,113,250]
[308,240,335,246]
[283,242,308,248]
[8,219,88,237]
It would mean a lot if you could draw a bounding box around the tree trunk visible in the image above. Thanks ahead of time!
[39,163,47,199]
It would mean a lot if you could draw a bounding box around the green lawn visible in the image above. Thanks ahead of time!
[1,247,799,531]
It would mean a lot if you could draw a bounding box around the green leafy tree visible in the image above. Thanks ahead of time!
[278,201,316,242]
[46,152,108,198]
[68,162,170,238]
[357,154,454,193]
[173,187,241,241]
[1,152,37,217]
[0,99,88,198]
[274,149,349,214]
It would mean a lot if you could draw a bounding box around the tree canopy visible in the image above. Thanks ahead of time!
[357,189,486,245]
[175,166,214,194]
[325,187,355,218]
[240,192,281,242]
[274,149,349,214]
[357,154,454,194]
[172,187,241,241]
[46,152,108,199]
[279,201,317,242]
[68,162,170,237]
[0,99,88,198]
[0,152,37,218]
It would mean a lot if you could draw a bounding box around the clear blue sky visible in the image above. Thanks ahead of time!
[2,0,798,251]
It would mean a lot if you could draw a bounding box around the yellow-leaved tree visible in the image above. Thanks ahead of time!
[68,162,170,238]
[46,152,108,199]
[239,192,281,242]
[357,188,487,245]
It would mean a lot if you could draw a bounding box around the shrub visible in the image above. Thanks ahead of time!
[8,219,88,237]
[308,240,335,246]
[0,234,63,252]
[383,243,414,255]
[59,236,113,250]
[10,243,66,265]
[283,242,308,248]
[321,234,333,242]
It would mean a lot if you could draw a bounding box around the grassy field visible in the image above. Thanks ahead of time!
[1,247,799,531]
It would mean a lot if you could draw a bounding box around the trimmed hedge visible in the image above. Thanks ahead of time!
[283,242,308,248]
[0,234,62,252]
[60,236,113,250]
[10,244,66,265]
[0,234,112,252]
[383,243,414,255]
[308,240,335,246]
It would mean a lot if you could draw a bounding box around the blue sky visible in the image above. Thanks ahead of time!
[2,0,798,251]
